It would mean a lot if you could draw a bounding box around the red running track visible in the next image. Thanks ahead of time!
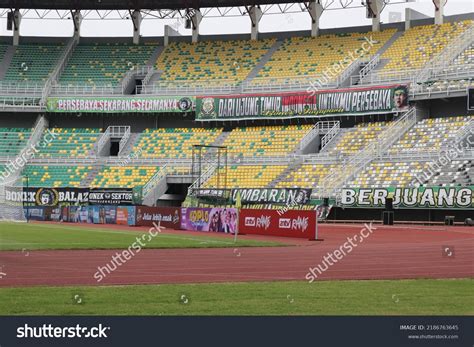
[0,223,473,287]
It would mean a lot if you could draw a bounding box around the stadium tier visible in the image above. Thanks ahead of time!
[276,163,338,189]
[428,79,474,93]
[252,29,396,85]
[155,39,276,86]
[22,165,90,187]
[390,116,471,153]
[59,43,156,87]
[91,166,160,188]
[0,14,470,216]
[325,122,387,156]
[36,128,101,158]
[133,128,223,159]
[204,165,287,189]
[425,160,473,187]
[348,161,433,188]
[4,44,64,82]
[0,127,31,157]
[0,44,8,67]
[446,43,474,72]
[222,125,311,157]
[381,20,472,72]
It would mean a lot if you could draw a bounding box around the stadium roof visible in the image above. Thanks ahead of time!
[0,0,305,10]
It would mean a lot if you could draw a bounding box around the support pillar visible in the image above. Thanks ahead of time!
[405,8,430,30]
[164,24,181,46]
[432,0,445,25]
[13,9,21,46]
[191,10,202,43]
[132,10,142,45]
[248,6,262,40]
[72,10,82,42]
[365,0,383,32]
[309,0,324,37]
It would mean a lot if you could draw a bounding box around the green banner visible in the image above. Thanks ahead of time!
[341,186,474,209]
[196,84,408,121]
[46,96,195,113]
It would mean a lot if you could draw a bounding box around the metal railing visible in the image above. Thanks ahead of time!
[121,65,154,94]
[420,24,474,76]
[0,97,42,110]
[142,81,238,96]
[0,81,44,95]
[41,37,78,104]
[298,121,340,151]
[51,84,120,96]
[315,107,417,199]
[118,127,131,155]
[50,38,77,84]
[429,66,474,81]
[410,82,473,99]
[453,117,474,143]
[96,128,110,155]
[141,66,158,88]
[188,159,219,196]
[27,115,48,151]
[141,73,341,96]
[108,126,130,138]
[338,57,365,85]
[142,165,169,198]
[321,122,341,150]
[5,115,47,179]
[360,54,380,80]
[361,24,473,87]
[359,68,420,85]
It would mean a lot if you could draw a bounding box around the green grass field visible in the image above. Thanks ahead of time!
[1,222,471,316]
[0,279,472,315]
[0,222,284,250]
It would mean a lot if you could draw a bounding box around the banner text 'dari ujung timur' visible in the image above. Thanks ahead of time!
[196,84,409,121]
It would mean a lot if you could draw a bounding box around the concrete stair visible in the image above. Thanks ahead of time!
[148,45,165,66]
[319,129,348,153]
[268,159,303,188]
[375,30,403,57]
[0,46,15,80]
[145,46,166,85]
[212,131,231,147]
[80,165,103,188]
[118,133,141,157]
[242,40,284,85]
[357,31,404,84]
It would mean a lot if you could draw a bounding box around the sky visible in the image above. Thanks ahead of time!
[0,0,471,38]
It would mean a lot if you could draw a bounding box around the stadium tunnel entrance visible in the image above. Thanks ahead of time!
[155,183,190,207]
[110,140,120,156]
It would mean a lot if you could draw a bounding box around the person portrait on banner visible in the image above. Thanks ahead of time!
[393,85,409,111]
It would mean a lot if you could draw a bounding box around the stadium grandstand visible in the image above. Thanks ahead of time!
[0,0,472,225]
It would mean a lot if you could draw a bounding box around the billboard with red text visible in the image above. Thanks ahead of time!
[239,209,316,239]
